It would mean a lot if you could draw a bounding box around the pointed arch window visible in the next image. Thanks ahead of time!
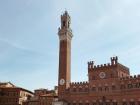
[113,102,117,105]
[63,21,66,27]
[104,86,109,91]
[98,87,102,92]
[130,102,135,105]
[92,87,96,91]
[79,87,82,92]
[112,85,116,90]
[128,84,133,89]
[122,102,127,105]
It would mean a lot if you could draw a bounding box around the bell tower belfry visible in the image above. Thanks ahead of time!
[58,11,73,99]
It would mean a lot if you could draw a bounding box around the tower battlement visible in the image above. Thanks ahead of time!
[70,81,89,85]
[120,75,140,80]
[88,56,118,71]
[110,56,118,65]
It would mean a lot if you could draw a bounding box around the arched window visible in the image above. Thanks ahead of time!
[98,87,102,92]
[68,103,71,105]
[138,83,140,88]
[138,101,140,105]
[68,21,70,28]
[73,103,76,105]
[120,84,126,89]
[112,85,116,90]
[113,102,117,105]
[85,88,89,92]
[92,87,96,91]
[63,21,66,27]
[79,87,82,92]
[73,88,76,92]
[93,102,96,105]
[134,83,140,88]
[122,102,127,105]
[130,102,135,105]
[128,84,133,89]
[104,86,109,91]
[84,85,89,92]
[106,102,110,105]
[99,102,103,105]
[79,103,82,105]
[85,103,89,105]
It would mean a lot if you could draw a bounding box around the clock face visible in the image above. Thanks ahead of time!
[99,72,106,79]
[59,79,65,85]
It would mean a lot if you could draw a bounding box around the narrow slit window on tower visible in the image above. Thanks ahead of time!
[68,21,70,28]
[63,21,66,27]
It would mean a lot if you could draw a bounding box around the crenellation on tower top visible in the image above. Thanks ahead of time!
[111,56,118,65]
[88,61,94,69]
[88,56,119,71]
[60,11,71,29]
[58,11,73,41]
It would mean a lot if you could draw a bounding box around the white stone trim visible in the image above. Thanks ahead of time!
[93,100,96,102]
[99,100,102,102]
[112,99,117,102]
[79,100,82,103]
[105,83,108,86]
[106,100,110,102]
[122,99,126,102]
[130,99,134,102]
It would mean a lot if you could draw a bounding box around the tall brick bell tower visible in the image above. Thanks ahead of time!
[58,11,73,100]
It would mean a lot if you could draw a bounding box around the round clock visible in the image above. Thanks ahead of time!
[59,79,65,85]
[99,72,106,79]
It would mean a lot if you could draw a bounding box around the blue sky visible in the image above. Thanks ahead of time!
[0,0,140,91]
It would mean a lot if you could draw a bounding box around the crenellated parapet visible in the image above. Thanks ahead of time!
[88,56,119,71]
[93,63,112,69]
[70,81,89,86]
[88,61,94,69]
[110,56,118,65]
[120,75,140,80]
[69,81,89,93]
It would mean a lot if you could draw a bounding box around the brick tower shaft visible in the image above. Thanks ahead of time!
[58,11,73,99]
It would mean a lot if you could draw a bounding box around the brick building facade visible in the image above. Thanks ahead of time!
[0,82,33,105]
[57,11,140,105]
[23,88,58,105]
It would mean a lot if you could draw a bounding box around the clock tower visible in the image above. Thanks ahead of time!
[58,11,73,99]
